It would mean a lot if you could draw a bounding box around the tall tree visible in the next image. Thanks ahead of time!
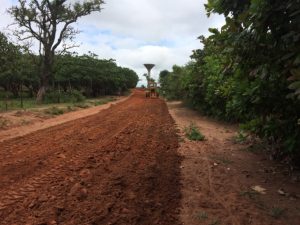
[8,0,104,102]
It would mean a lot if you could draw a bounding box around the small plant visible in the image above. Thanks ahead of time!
[73,103,90,109]
[0,118,9,128]
[44,106,64,115]
[184,123,205,141]
[242,142,264,153]
[20,119,31,125]
[209,219,220,225]
[235,130,248,143]
[195,211,208,220]
[67,105,76,112]
[240,190,258,200]
[270,206,285,219]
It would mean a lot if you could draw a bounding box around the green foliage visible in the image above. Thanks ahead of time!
[160,0,300,163]
[44,107,64,115]
[270,206,285,219]
[235,131,248,143]
[195,211,208,220]
[73,103,90,109]
[184,123,205,141]
[53,53,139,97]
[8,0,105,101]
[0,32,139,103]
[93,97,116,106]
[44,90,85,104]
[0,97,36,111]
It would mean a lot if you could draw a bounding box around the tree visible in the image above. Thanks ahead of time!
[0,32,22,96]
[8,0,104,103]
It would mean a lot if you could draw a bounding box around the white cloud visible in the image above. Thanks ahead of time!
[0,0,225,86]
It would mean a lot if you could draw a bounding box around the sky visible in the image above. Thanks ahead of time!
[0,0,225,85]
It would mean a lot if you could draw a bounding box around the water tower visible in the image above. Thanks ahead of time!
[144,64,155,80]
[143,64,159,98]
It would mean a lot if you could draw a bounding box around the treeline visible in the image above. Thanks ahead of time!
[160,0,300,163]
[0,32,139,101]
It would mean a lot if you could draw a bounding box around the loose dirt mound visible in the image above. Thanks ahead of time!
[0,90,181,225]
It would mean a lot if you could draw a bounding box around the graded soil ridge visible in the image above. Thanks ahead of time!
[0,90,181,225]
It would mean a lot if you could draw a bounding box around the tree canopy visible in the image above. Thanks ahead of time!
[8,0,104,102]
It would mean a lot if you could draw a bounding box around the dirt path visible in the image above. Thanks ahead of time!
[0,96,128,143]
[167,101,300,225]
[0,90,181,225]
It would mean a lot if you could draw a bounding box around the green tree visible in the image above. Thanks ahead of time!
[9,0,104,102]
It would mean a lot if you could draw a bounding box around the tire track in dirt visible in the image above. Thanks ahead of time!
[0,100,139,211]
[0,121,135,213]
[0,90,181,225]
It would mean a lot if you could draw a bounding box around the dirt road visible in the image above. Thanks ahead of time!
[1,91,299,225]
[0,90,181,225]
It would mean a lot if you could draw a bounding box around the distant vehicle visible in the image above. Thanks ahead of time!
[143,63,159,98]
[146,80,159,98]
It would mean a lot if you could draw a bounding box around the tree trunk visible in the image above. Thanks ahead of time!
[36,48,52,103]
[36,68,50,103]
[36,85,46,103]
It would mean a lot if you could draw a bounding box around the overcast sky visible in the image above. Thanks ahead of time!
[0,0,224,85]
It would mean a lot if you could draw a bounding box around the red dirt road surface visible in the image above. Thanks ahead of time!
[0,90,181,225]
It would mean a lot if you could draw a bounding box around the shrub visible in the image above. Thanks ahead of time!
[184,123,205,141]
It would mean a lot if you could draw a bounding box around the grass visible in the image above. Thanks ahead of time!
[73,103,90,109]
[0,96,117,112]
[270,206,285,219]
[240,189,267,208]
[184,122,205,141]
[195,211,208,220]
[0,118,10,128]
[44,106,65,115]
[209,219,220,225]
[234,130,249,143]
[66,105,76,112]
[87,96,117,106]
[0,98,36,111]
[240,190,259,200]
[20,119,31,125]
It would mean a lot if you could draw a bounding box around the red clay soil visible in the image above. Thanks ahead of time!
[0,90,181,225]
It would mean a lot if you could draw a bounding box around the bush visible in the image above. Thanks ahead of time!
[184,123,205,141]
